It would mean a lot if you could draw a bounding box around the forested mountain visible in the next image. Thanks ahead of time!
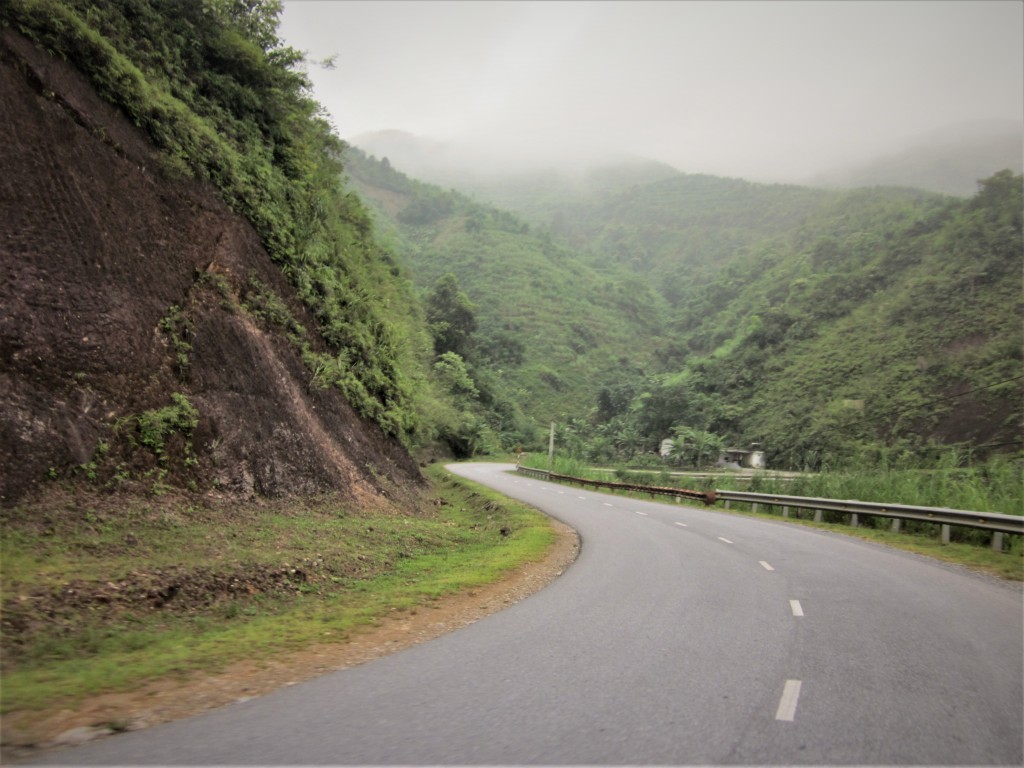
[351,128,682,225]
[354,122,1023,206]
[343,147,669,446]
[350,140,1022,470]
[632,172,1022,468]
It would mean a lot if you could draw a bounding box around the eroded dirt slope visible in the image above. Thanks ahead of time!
[0,30,422,506]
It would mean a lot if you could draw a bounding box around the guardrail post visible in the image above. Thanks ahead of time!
[941,524,951,544]
[991,532,1004,553]
[814,510,823,523]
[724,500,730,510]
[752,502,759,514]
[891,519,901,533]
[851,513,859,528]
[782,505,789,518]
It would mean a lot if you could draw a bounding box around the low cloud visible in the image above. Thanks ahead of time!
[281,0,1023,182]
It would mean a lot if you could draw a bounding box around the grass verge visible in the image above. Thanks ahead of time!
[0,465,554,713]
[519,457,1021,581]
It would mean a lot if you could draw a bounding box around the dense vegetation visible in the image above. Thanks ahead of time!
[608,171,1023,469]
[353,145,1022,472]
[344,148,670,453]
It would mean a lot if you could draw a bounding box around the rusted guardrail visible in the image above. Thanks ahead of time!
[514,464,1021,551]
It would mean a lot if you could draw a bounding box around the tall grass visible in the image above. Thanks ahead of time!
[725,452,1022,515]
[518,450,1022,567]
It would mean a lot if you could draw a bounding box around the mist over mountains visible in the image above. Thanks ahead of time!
[807,119,1024,197]
[351,120,1023,200]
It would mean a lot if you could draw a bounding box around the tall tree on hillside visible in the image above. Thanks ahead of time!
[426,273,478,360]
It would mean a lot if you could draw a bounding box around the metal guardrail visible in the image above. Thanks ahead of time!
[546,471,717,505]
[714,489,1024,535]
[514,464,1022,550]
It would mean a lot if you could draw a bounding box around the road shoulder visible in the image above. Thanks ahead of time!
[1,519,579,760]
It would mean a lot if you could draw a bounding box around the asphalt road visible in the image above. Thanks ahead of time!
[34,463,1023,765]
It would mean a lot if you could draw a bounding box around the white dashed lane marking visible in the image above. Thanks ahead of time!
[790,600,804,617]
[759,561,775,571]
[775,680,802,722]
[675,522,688,527]
[634,511,648,516]
[717,537,734,544]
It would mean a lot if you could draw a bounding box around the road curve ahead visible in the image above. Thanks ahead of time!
[35,463,1023,765]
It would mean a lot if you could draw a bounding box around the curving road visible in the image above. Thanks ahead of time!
[35,463,1023,765]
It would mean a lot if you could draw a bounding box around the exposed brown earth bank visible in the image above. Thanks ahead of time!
[0,28,421,507]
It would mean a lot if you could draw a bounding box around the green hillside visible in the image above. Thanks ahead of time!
[343,149,670,433]
[552,175,836,291]
[639,172,1023,468]
[357,148,1022,470]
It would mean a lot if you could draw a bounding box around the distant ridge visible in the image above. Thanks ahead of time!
[352,122,1023,200]
[807,119,1023,197]
[349,129,680,192]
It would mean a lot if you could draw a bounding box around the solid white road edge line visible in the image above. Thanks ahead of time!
[775,679,802,722]
[790,600,804,617]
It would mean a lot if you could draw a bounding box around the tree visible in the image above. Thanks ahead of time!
[433,352,478,400]
[668,426,725,467]
[596,383,635,423]
[426,273,478,360]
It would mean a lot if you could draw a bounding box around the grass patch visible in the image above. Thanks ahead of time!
[0,465,554,713]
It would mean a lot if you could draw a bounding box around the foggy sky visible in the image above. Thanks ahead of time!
[278,0,1024,183]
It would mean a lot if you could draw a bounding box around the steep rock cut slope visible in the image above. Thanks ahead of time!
[0,30,422,506]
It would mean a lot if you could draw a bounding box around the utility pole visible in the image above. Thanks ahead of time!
[548,421,555,473]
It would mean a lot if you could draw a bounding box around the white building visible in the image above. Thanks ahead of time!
[719,444,766,469]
